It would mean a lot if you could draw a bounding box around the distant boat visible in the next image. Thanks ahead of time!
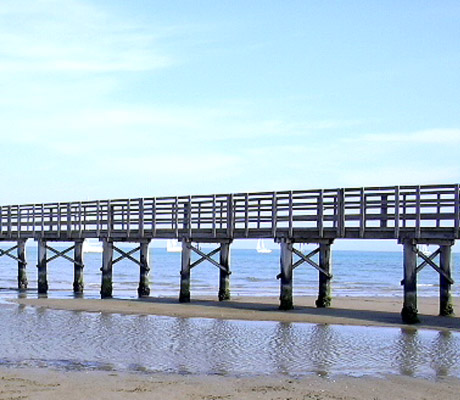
[82,239,103,253]
[417,244,430,256]
[167,239,182,253]
[256,239,272,254]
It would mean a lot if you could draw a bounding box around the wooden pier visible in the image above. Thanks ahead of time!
[0,184,459,323]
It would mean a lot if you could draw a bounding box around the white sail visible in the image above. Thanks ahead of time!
[417,244,430,256]
[256,239,272,254]
[167,239,182,253]
[82,239,103,253]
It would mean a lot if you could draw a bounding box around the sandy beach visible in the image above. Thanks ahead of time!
[1,366,460,400]
[12,295,460,331]
[2,295,459,399]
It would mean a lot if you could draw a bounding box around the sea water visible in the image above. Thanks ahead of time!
[0,244,459,379]
[0,245,458,299]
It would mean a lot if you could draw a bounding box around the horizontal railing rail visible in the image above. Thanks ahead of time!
[0,184,459,240]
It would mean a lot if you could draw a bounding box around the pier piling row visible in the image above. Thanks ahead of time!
[0,184,459,323]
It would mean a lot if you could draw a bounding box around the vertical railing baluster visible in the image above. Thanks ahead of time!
[174,197,179,237]
[359,188,365,238]
[7,206,12,238]
[152,198,156,237]
[227,194,234,238]
[78,202,82,238]
[96,201,101,236]
[107,200,112,238]
[394,186,400,238]
[212,194,216,237]
[127,199,131,237]
[139,198,144,238]
[288,191,293,238]
[245,193,249,237]
[41,204,44,233]
[317,190,324,238]
[454,184,459,237]
[272,192,277,238]
[415,186,421,238]
[66,203,72,236]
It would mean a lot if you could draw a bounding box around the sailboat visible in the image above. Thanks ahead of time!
[167,239,182,253]
[82,239,103,253]
[256,239,272,254]
[417,244,430,256]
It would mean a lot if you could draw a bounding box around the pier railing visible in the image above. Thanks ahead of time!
[1,184,459,241]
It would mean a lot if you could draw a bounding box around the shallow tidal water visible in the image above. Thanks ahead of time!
[0,247,459,379]
[0,302,459,379]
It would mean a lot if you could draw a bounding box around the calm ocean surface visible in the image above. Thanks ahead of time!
[0,244,459,379]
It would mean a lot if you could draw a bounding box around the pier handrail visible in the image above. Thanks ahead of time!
[0,184,459,241]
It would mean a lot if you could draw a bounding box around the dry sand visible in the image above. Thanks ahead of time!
[3,295,460,399]
[1,367,460,400]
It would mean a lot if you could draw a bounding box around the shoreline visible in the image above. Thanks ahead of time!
[11,295,460,331]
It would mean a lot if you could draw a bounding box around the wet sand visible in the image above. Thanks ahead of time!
[12,295,460,331]
[4,295,460,399]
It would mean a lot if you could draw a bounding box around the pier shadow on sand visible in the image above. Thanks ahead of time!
[132,296,460,331]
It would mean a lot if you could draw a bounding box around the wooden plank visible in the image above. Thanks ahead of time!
[227,194,234,238]
[101,239,113,298]
[244,193,249,237]
[415,186,421,238]
[212,195,216,237]
[317,190,324,238]
[394,186,400,238]
[73,240,84,294]
[455,184,460,236]
[138,241,151,297]
[359,188,365,238]
[401,241,419,323]
[17,239,28,290]
[219,242,231,301]
[279,240,293,310]
[272,192,278,237]
[179,240,191,303]
[288,191,293,237]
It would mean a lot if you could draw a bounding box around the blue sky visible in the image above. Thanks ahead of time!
[1,1,459,206]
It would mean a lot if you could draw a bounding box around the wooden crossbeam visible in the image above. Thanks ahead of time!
[276,246,332,279]
[416,248,454,285]
[112,245,141,266]
[190,246,221,269]
[0,244,21,263]
[189,244,228,273]
[46,244,83,267]
[415,248,441,274]
[292,247,332,278]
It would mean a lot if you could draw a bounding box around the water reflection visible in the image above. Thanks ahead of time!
[0,304,458,379]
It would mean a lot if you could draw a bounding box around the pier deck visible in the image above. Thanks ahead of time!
[0,184,459,323]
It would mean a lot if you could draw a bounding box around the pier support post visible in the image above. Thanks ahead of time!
[137,241,151,297]
[439,244,454,317]
[37,239,48,294]
[179,239,191,303]
[17,239,28,290]
[279,239,293,310]
[100,239,113,299]
[73,240,84,294]
[316,242,332,308]
[218,242,231,301]
[401,241,419,324]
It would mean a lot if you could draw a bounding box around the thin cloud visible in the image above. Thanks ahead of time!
[359,129,460,144]
[0,1,173,74]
